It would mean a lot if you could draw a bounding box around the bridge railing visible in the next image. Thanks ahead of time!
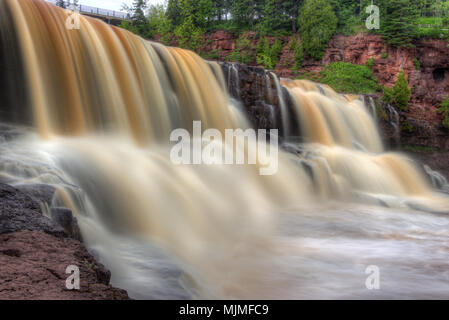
[46,1,128,20]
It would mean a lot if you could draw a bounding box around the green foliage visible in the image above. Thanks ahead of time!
[392,70,411,110]
[417,27,449,40]
[256,37,283,69]
[381,52,388,59]
[259,0,283,35]
[378,0,419,47]
[413,57,421,70]
[403,145,439,153]
[298,0,337,60]
[226,34,255,64]
[271,38,283,66]
[166,0,182,26]
[200,50,220,60]
[317,62,381,94]
[147,5,172,41]
[366,57,374,69]
[291,37,304,70]
[256,37,273,69]
[437,97,449,129]
[175,17,203,52]
[382,86,395,104]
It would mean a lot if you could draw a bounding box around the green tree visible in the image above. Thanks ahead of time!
[175,16,203,52]
[147,5,172,41]
[166,0,182,27]
[259,0,283,35]
[256,37,273,69]
[290,37,304,69]
[231,0,256,29]
[379,0,419,47]
[123,0,149,37]
[283,0,303,33]
[392,70,411,110]
[298,0,337,60]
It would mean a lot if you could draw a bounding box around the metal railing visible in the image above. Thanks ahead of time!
[46,1,128,20]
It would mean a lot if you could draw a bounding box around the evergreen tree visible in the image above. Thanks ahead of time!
[130,0,149,37]
[231,0,255,29]
[393,70,411,110]
[166,0,182,27]
[259,0,284,35]
[147,5,171,40]
[283,0,303,33]
[298,0,337,60]
[379,0,419,47]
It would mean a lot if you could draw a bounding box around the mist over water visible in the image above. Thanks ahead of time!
[0,0,448,299]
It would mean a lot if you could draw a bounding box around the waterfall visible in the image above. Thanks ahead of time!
[270,72,289,138]
[0,0,448,299]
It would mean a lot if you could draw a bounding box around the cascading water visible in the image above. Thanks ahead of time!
[0,0,448,299]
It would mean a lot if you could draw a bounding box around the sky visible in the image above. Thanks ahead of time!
[68,0,164,12]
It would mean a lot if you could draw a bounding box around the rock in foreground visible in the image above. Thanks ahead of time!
[0,230,130,300]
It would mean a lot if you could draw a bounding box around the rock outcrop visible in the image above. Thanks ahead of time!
[323,34,449,107]
[0,183,65,237]
[0,230,129,300]
[0,183,130,300]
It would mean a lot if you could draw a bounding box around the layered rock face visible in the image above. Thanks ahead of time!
[207,32,448,180]
[323,34,449,106]
[0,183,130,300]
[220,62,299,137]
[0,230,130,300]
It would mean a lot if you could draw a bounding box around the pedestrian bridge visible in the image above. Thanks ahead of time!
[46,1,128,25]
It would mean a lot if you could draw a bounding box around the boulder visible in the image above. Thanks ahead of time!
[0,230,130,300]
[0,183,65,237]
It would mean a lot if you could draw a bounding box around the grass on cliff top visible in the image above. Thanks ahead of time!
[402,145,439,153]
[297,62,382,94]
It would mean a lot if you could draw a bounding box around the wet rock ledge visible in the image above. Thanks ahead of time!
[0,183,130,300]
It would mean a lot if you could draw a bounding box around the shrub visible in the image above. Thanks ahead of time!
[382,86,395,104]
[437,97,449,129]
[256,37,273,69]
[298,0,337,60]
[174,17,203,52]
[366,58,374,69]
[381,52,388,59]
[200,50,220,60]
[413,57,420,70]
[317,62,381,94]
[271,38,283,66]
[392,70,411,110]
[226,34,255,65]
[256,37,283,69]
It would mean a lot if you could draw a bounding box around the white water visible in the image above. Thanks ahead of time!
[0,0,448,300]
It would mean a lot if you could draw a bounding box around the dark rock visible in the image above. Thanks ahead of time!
[0,183,65,237]
[51,207,82,241]
[0,230,130,300]
[15,183,57,207]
